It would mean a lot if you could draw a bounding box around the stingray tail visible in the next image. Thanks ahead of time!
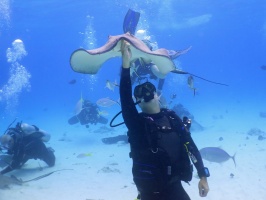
[171,69,229,86]
[22,169,73,183]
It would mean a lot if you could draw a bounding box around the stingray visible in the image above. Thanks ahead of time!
[0,169,73,189]
[70,33,176,76]
[70,33,229,86]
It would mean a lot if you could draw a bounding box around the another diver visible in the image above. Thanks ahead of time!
[0,122,55,174]
[68,99,108,128]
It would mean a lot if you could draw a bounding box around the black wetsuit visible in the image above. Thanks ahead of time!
[68,100,108,126]
[120,68,206,200]
[0,131,55,174]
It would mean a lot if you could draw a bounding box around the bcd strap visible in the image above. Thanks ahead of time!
[142,116,159,152]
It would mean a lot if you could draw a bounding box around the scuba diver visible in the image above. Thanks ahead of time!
[68,99,108,128]
[120,40,209,200]
[0,122,55,174]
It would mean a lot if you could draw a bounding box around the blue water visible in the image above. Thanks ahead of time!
[0,0,266,198]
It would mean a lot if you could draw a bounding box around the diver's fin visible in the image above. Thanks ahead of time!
[102,135,128,144]
[123,9,140,35]
[68,116,79,125]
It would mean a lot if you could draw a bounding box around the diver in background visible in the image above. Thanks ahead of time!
[68,99,108,128]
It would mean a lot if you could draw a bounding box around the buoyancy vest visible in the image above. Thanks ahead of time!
[6,123,50,143]
[128,108,193,182]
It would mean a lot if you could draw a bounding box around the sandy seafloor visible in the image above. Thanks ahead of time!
[1,103,266,200]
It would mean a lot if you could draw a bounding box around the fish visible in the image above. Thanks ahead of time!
[0,174,22,189]
[68,79,77,84]
[130,60,140,77]
[199,147,236,167]
[260,65,266,70]
[96,97,120,107]
[76,153,92,158]
[106,80,119,91]
[187,75,196,96]
[97,110,109,117]
[74,94,84,115]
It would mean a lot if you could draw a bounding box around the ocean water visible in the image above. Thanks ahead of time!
[0,0,266,199]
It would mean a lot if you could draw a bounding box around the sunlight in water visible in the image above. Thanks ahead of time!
[81,15,98,92]
[0,0,11,28]
[0,39,31,114]
[81,74,98,93]
[83,15,97,49]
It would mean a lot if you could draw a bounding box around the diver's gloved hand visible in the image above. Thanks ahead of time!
[183,116,191,131]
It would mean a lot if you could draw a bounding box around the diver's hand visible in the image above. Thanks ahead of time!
[198,177,209,197]
[121,40,131,69]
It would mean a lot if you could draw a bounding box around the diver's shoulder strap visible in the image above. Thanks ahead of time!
[161,108,190,136]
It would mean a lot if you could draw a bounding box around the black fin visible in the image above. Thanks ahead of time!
[123,9,140,35]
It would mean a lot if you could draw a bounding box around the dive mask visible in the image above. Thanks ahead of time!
[134,82,156,102]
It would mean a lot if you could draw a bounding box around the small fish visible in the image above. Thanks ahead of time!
[68,79,77,84]
[74,97,84,115]
[96,97,120,107]
[130,62,140,77]
[106,80,119,91]
[97,110,109,117]
[260,65,266,70]
[200,147,236,167]
[187,75,196,96]
[75,95,84,115]
[77,153,92,158]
